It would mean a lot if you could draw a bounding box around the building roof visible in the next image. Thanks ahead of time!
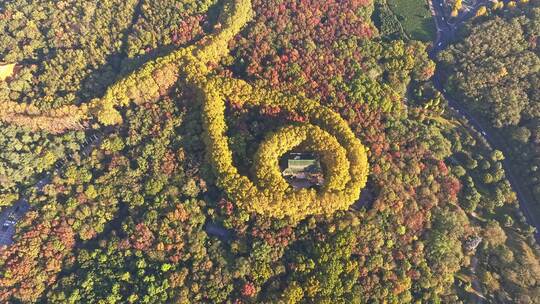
[289,159,317,168]
[283,158,320,175]
[0,63,15,81]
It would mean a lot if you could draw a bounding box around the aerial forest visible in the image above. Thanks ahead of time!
[0,0,538,303]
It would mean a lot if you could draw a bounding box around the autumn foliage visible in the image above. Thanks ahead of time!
[0,0,369,220]
[200,76,368,220]
[0,212,75,302]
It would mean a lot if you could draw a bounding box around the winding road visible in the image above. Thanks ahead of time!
[429,0,540,242]
[428,2,537,302]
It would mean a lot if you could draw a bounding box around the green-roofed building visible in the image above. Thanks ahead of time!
[282,154,322,178]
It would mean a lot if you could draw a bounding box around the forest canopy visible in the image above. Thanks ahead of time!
[0,0,538,303]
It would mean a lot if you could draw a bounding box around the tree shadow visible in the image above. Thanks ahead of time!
[409,18,436,42]
[74,0,227,105]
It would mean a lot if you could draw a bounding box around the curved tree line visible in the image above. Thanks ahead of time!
[0,0,369,220]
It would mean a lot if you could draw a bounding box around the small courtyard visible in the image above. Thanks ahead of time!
[280,153,324,189]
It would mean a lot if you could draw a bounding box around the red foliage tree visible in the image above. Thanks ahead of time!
[232,0,375,103]
[241,281,257,297]
[130,223,155,251]
[0,212,75,302]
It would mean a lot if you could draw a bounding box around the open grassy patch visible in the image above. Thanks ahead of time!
[373,0,407,39]
[387,0,435,41]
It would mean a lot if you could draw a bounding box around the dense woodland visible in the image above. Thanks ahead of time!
[0,0,538,303]
[439,1,540,231]
[437,1,540,301]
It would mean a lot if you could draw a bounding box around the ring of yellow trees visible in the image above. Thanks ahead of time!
[253,124,350,193]
[200,76,369,220]
[0,0,369,221]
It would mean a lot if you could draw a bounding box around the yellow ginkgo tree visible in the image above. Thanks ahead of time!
[0,0,369,221]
